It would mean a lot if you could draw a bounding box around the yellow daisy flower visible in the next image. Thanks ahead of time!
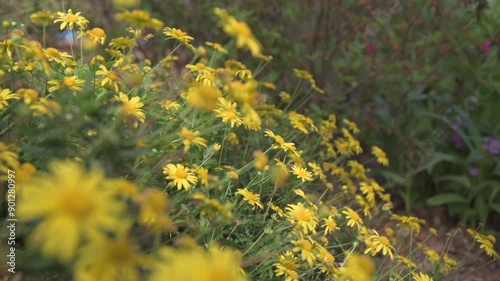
[291,165,313,182]
[286,203,318,234]
[116,92,146,124]
[342,207,363,229]
[47,76,85,92]
[213,97,243,128]
[163,164,198,191]
[54,9,89,30]
[163,27,194,49]
[178,127,208,152]
[236,187,263,210]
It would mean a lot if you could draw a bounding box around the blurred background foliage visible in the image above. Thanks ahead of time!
[2,0,500,229]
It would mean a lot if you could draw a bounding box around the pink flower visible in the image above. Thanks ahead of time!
[479,41,492,53]
[365,42,375,54]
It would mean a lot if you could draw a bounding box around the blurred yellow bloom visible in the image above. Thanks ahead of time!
[96,65,120,92]
[371,146,389,166]
[340,254,375,281]
[17,160,125,263]
[214,8,262,57]
[186,84,222,111]
[253,150,269,170]
[116,9,163,30]
[178,127,208,152]
[86,27,107,45]
[30,11,55,25]
[206,41,228,53]
[47,76,85,92]
[149,245,246,281]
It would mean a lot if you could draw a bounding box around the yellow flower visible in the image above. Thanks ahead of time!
[206,41,228,53]
[286,203,318,234]
[0,143,19,180]
[43,47,74,66]
[343,119,360,134]
[342,207,363,229]
[163,27,194,49]
[274,251,299,281]
[178,127,208,152]
[213,97,244,128]
[279,91,291,103]
[412,272,434,281]
[340,254,375,281]
[73,223,145,281]
[0,88,20,110]
[96,64,120,92]
[264,129,299,156]
[116,92,146,124]
[253,150,269,170]
[371,146,389,166]
[197,167,209,186]
[163,99,181,111]
[396,255,417,269]
[54,9,89,30]
[17,160,125,263]
[348,160,366,179]
[291,165,313,182]
[236,187,263,209]
[115,9,164,30]
[467,228,499,258]
[163,164,198,191]
[16,88,39,105]
[149,245,246,281]
[47,76,85,92]
[86,27,107,45]
[322,216,340,236]
[30,10,55,25]
[186,84,222,111]
[268,202,284,217]
[291,237,316,267]
[364,230,395,259]
[391,214,426,234]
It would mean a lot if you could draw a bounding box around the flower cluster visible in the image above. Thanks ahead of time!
[0,5,497,281]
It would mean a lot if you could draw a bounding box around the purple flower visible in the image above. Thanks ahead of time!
[365,43,375,54]
[482,136,500,155]
[479,41,492,53]
[469,166,479,177]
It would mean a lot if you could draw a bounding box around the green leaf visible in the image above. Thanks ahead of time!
[475,194,489,224]
[434,175,471,189]
[419,152,463,174]
[427,193,467,206]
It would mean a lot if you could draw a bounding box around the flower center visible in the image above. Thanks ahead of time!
[175,169,188,179]
[63,77,76,87]
[61,189,94,217]
[106,71,118,81]
[297,209,311,222]
[67,14,78,23]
